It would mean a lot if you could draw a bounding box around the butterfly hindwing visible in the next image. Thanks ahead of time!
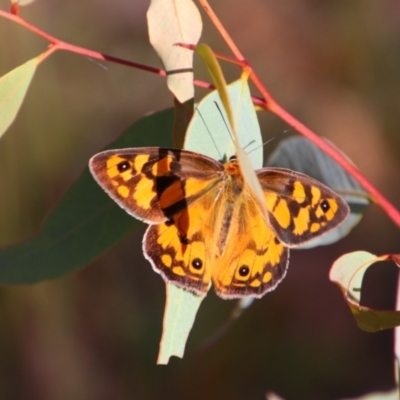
[212,193,289,298]
[144,201,213,295]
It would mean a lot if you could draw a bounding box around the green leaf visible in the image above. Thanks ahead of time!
[159,73,264,364]
[0,109,174,283]
[267,137,370,247]
[185,78,263,168]
[193,47,267,219]
[157,283,205,364]
[329,251,400,332]
[0,57,37,140]
[195,44,234,132]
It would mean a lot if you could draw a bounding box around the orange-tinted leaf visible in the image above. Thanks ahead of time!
[147,0,202,103]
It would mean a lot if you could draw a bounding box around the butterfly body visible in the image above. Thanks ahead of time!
[90,147,349,299]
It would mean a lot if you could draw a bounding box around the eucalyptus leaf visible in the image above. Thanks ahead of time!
[157,283,205,364]
[159,74,264,363]
[147,0,202,103]
[185,78,263,168]
[0,57,37,140]
[0,109,174,283]
[330,251,400,332]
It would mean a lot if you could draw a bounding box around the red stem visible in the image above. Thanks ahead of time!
[270,103,400,225]
[0,9,216,91]
[1,9,400,228]
[198,1,400,229]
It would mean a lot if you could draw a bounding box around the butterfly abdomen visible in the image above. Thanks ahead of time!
[210,160,248,256]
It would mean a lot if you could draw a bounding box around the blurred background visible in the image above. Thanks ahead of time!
[0,0,400,399]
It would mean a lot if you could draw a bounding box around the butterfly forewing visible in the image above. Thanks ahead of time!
[257,167,350,246]
[89,148,224,223]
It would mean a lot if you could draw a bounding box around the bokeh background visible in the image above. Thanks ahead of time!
[1,0,400,399]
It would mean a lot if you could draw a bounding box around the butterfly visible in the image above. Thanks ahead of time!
[89,146,349,299]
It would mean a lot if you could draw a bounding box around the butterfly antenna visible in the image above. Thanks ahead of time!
[195,105,222,159]
[247,127,294,156]
[282,127,294,135]
[246,137,273,156]
[214,101,235,145]
[242,139,256,152]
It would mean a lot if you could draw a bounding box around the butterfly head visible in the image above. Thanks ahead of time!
[229,155,237,162]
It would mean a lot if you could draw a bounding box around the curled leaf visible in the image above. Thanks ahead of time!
[329,251,400,332]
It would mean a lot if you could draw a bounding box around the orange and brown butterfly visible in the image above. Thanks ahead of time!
[89,147,349,298]
[89,146,349,299]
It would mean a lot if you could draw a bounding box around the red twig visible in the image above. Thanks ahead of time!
[1,7,399,227]
[0,10,166,74]
[198,0,400,229]
[0,9,215,91]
